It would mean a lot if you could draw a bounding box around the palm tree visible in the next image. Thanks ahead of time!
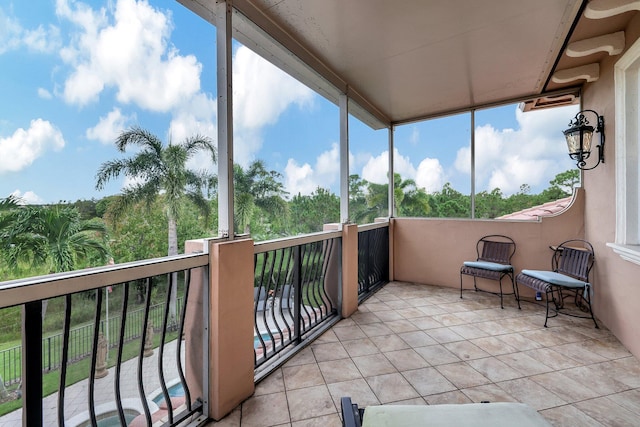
[234,160,287,234]
[7,205,110,273]
[95,126,216,321]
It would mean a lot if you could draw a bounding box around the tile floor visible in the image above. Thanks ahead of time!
[209,281,640,427]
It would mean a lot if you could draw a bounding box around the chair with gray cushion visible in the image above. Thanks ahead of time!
[460,235,519,309]
[516,239,597,328]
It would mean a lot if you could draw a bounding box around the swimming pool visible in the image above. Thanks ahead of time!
[254,333,272,348]
[152,382,185,405]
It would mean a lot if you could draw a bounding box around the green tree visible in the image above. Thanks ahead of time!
[6,205,109,273]
[289,187,339,234]
[95,126,216,321]
[428,183,470,218]
[234,160,288,235]
[364,173,431,221]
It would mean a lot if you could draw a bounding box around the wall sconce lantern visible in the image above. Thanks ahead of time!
[563,109,605,170]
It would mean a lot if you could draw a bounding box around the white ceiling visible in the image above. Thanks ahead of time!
[178,0,604,127]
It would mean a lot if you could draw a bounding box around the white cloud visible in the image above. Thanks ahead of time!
[233,45,315,165]
[283,143,342,197]
[11,189,43,205]
[415,158,445,192]
[454,105,579,195]
[86,108,132,144]
[37,88,53,99]
[0,8,61,54]
[0,119,65,173]
[57,0,201,111]
[233,46,314,130]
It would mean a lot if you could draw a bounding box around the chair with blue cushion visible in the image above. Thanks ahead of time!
[460,235,519,309]
[516,239,598,328]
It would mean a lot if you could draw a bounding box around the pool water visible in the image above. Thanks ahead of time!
[152,382,185,405]
[96,413,137,427]
[253,333,272,348]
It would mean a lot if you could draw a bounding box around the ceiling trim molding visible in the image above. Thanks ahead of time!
[585,0,640,19]
[566,31,625,57]
[552,63,600,83]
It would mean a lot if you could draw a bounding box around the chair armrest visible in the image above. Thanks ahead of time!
[341,397,362,427]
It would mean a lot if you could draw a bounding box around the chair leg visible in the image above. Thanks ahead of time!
[544,288,552,327]
[498,277,504,309]
[510,271,521,309]
[584,288,599,329]
[460,273,464,299]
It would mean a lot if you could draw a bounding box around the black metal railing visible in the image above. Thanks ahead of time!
[253,231,341,374]
[358,222,390,300]
[0,254,208,427]
[0,297,186,387]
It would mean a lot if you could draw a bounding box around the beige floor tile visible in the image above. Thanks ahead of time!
[310,342,349,362]
[467,357,522,382]
[352,353,397,377]
[497,333,544,351]
[286,385,336,422]
[401,367,457,397]
[607,389,640,416]
[350,311,381,325]
[424,390,473,405]
[431,313,467,326]
[497,352,553,376]
[581,337,633,360]
[497,378,567,410]
[361,302,392,312]
[373,310,404,322]
[562,365,630,395]
[461,384,518,403]
[341,337,380,357]
[474,320,515,335]
[333,325,366,341]
[469,336,517,356]
[599,357,640,388]
[529,371,601,402]
[291,413,342,427]
[387,397,427,405]
[521,329,576,347]
[327,378,380,408]
[574,396,640,426]
[241,392,290,427]
[540,405,605,427]
[413,344,460,365]
[396,307,428,319]
[383,348,429,371]
[426,327,465,344]
[282,363,326,390]
[383,319,419,333]
[435,362,491,389]
[416,305,447,316]
[551,342,608,364]
[314,329,339,343]
[255,368,285,396]
[318,358,363,384]
[366,372,420,403]
[284,347,316,367]
[523,348,582,371]
[410,316,444,330]
[398,330,438,348]
[370,333,410,352]
[443,341,490,361]
[291,414,342,427]
[359,322,394,337]
[448,324,489,340]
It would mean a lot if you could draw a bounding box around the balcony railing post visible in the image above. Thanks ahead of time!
[23,300,43,427]
[293,245,302,344]
[342,224,359,317]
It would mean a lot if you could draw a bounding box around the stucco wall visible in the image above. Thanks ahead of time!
[392,188,585,299]
[581,15,640,359]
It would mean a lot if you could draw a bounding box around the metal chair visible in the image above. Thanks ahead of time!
[460,235,519,309]
[516,239,598,328]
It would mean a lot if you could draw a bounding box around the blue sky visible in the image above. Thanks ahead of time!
[0,0,578,205]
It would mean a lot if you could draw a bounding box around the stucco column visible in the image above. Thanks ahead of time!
[209,237,255,420]
[342,223,359,317]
